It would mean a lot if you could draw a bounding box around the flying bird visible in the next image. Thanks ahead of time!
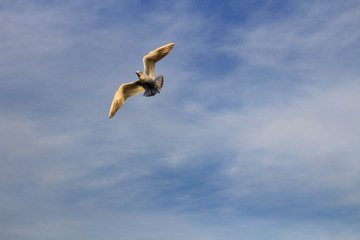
[108,43,175,118]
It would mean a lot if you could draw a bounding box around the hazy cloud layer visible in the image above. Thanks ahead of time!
[1,0,359,239]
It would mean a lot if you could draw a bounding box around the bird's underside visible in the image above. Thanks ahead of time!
[108,43,174,119]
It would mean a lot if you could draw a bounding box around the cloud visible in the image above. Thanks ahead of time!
[0,114,74,188]
[1,1,360,240]
[229,1,360,73]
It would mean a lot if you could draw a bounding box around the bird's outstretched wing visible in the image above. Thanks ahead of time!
[108,81,145,118]
[143,43,175,78]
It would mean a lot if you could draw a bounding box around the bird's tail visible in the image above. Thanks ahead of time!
[144,75,164,97]
[155,75,164,91]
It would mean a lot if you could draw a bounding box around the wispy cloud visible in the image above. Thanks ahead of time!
[1,0,360,239]
[229,0,360,79]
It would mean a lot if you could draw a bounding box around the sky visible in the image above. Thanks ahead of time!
[1,0,360,239]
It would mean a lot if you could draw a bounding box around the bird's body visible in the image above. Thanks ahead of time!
[108,43,175,118]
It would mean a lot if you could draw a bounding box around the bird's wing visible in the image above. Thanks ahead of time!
[108,81,145,118]
[143,43,175,78]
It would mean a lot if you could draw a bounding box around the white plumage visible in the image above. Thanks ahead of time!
[108,43,175,119]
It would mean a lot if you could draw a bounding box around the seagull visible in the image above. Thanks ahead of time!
[108,43,175,119]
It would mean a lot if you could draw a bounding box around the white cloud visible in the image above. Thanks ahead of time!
[227,1,360,76]
[237,82,360,157]
[0,114,79,190]
[1,1,360,240]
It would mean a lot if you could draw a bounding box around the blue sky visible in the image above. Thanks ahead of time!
[1,0,360,239]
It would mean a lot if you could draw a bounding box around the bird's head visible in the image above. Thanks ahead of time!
[136,71,142,77]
